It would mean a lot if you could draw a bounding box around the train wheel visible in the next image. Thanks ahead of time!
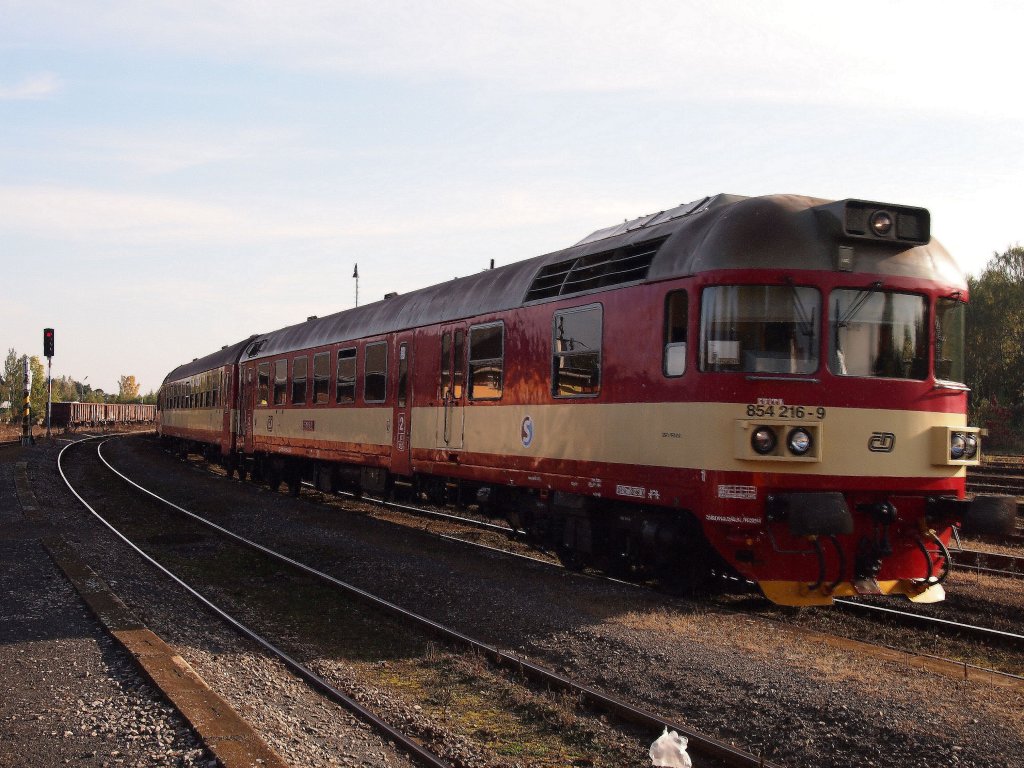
[423,478,448,506]
[657,548,714,597]
[556,545,586,572]
[285,466,302,497]
[264,464,282,492]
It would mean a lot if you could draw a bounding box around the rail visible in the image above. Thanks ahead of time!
[105,437,782,768]
[59,435,456,768]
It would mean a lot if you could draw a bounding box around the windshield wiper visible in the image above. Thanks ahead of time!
[837,281,883,327]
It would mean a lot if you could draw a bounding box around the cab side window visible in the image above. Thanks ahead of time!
[664,290,688,377]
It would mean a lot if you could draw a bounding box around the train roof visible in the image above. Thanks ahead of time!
[173,193,967,369]
[163,335,258,385]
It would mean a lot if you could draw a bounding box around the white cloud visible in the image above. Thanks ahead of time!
[7,2,1023,117]
[0,185,261,245]
[0,72,62,100]
[69,125,298,177]
[0,181,612,253]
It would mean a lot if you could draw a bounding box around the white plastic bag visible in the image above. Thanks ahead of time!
[649,727,692,768]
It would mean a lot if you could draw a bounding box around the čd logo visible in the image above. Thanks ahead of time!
[868,432,895,452]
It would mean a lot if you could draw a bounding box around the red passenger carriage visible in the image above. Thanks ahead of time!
[158,193,1016,605]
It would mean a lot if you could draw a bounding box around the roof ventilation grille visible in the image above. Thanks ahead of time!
[525,237,667,302]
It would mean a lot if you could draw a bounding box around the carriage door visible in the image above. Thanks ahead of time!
[391,334,414,475]
[240,363,257,453]
[435,325,466,449]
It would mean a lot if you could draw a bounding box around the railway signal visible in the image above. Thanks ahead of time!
[43,327,54,357]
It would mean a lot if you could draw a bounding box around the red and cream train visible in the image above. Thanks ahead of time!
[158,193,1015,606]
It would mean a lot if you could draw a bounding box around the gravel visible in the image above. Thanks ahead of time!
[19,438,419,768]
[0,448,213,768]
[19,434,1024,767]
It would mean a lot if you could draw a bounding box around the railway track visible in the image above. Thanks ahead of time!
[293,472,1024,665]
[309,474,1024,659]
[949,547,1024,579]
[65,435,781,768]
[386,499,1024,689]
[967,457,1024,509]
[833,599,1024,649]
[61,436,453,768]
[966,457,1024,544]
[301,462,1024,585]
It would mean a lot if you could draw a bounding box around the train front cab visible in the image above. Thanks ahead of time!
[688,205,1017,606]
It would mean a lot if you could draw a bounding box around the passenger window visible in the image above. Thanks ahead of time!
[313,352,330,404]
[273,359,287,405]
[664,291,688,377]
[469,323,504,400]
[552,305,602,397]
[257,362,270,406]
[292,356,308,405]
[364,342,387,403]
[336,348,356,404]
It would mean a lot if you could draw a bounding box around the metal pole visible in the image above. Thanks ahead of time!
[46,356,52,439]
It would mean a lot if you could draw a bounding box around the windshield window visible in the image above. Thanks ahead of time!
[829,289,927,379]
[699,285,820,373]
[935,297,966,382]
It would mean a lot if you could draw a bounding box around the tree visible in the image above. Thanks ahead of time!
[84,389,106,404]
[51,376,80,402]
[966,245,1024,447]
[141,389,158,405]
[117,375,141,403]
[29,356,46,424]
[2,349,20,422]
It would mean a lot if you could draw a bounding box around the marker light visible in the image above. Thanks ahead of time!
[870,210,893,236]
[787,428,813,456]
[751,427,777,455]
[950,432,967,460]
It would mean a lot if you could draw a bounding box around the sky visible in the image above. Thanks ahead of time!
[2,1,1022,395]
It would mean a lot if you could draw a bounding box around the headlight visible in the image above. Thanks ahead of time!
[950,432,967,460]
[787,427,813,456]
[751,427,777,455]
[964,433,978,459]
[870,210,893,236]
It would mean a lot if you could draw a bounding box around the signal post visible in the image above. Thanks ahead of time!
[44,328,54,439]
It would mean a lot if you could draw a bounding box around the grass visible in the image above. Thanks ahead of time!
[140,527,636,766]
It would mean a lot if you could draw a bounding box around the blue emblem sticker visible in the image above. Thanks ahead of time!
[521,415,534,448]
